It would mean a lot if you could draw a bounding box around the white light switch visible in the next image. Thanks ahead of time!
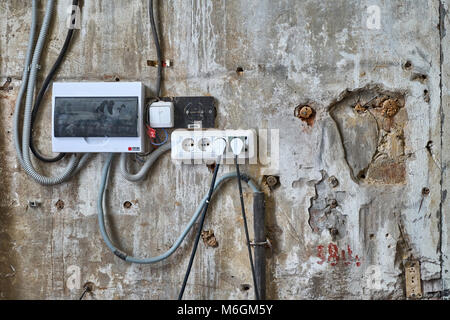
[149,101,174,128]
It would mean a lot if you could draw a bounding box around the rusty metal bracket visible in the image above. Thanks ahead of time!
[147,59,173,68]
[0,77,12,91]
[405,261,422,299]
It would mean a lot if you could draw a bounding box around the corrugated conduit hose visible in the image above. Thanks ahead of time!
[98,151,261,264]
[119,143,171,182]
[13,0,89,186]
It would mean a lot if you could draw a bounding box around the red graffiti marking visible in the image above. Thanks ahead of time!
[328,243,339,266]
[317,245,326,265]
[316,243,361,267]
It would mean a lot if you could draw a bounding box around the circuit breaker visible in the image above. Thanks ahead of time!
[52,82,146,153]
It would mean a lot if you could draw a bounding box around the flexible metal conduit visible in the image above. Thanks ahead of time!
[13,0,88,186]
[98,152,261,264]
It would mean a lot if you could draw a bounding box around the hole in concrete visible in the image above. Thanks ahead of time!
[83,282,95,292]
[115,77,120,82]
[236,67,244,75]
[385,233,389,238]
[264,175,280,190]
[369,234,375,240]
[403,61,412,70]
[423,89,430,103]
[206,162,216,173]
[240,284,251,291]
[55,199,65,210]
[123,201,132,209]
[411,73,428,83]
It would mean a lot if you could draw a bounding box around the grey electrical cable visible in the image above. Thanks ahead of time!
[13,0,37,170]
[98,153,260,264]
[119,143,171,182]
[13,0,88,186]
[149,0,162,97]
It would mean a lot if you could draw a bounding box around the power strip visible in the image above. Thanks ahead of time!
[171,129,257,163]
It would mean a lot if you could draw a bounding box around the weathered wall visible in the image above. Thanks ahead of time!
[0,0,448,299]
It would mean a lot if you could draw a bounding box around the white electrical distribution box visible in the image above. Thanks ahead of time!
[52,82,146,153]
[171,129,257,164]
[149,101,174,128]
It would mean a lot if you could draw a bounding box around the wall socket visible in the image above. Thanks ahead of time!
[171,129,257,164]
[405,261,422,299]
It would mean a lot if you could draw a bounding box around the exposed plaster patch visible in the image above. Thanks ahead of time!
[329,85,408,184]
[308,171,347,240]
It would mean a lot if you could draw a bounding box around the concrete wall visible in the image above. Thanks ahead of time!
[0,0,448,299]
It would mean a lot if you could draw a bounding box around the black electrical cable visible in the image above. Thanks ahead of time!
[235,156,260,300]
[29,0,79,163]
[149,0,162,97]
[178,160,221,300]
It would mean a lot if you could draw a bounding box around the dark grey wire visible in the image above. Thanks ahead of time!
[235,156,260,300]
[178,159,222,300]
[149,0,162,97]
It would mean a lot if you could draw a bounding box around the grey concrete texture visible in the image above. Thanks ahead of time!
[0,0,448,299]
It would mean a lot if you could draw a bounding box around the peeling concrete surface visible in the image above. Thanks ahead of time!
[0,0,448,299]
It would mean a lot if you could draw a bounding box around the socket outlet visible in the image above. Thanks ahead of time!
[171,129,257,164]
